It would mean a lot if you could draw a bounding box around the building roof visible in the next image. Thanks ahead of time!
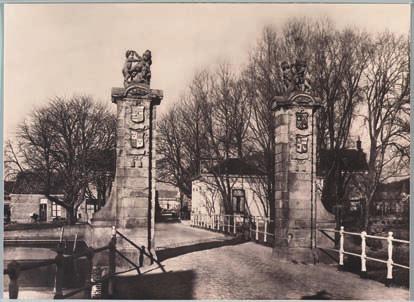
[317,149,368,176]
[157,189,178,199]
[6,171,64,195]
[374,177,410,200]
[202,158,265,177]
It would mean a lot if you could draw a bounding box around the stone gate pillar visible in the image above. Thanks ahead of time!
[272,59,335,263]
[272,92,320,262]
[89,49,163,267]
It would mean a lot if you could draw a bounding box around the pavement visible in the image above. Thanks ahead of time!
[112,222,409,300]
[155,221,232,250]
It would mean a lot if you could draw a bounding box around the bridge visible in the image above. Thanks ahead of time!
[4,50,409,300]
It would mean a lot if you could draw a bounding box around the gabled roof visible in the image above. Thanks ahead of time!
[203,158,265,177]
[7,171,64,195]
[317,149,368,176]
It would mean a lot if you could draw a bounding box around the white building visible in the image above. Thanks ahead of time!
[191,158,268,218]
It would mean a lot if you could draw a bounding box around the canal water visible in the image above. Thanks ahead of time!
[4,246,90,291]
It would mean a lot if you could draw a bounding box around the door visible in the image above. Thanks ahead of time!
[39,203,47,222]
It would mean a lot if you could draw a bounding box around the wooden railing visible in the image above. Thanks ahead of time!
[4,226,165,299]
[319,226,409,286]
[116,230,166,273]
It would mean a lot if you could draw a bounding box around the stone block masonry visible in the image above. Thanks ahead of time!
[272,93,334,263]
[89,82,163,268]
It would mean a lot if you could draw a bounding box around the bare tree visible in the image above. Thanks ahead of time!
[357,32,410,230]
[242,26,285,222]
[15,96,116,223]
[4,139,25,181]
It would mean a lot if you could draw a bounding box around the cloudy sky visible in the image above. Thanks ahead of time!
[4,3,410,139]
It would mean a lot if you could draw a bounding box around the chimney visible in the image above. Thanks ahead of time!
[356,136,362,151]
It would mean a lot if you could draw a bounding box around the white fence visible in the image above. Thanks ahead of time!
[191,213,275,243]
[319,226,409,285]
[249,216,275,243]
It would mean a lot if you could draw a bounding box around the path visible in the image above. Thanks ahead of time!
[113,222,409,300]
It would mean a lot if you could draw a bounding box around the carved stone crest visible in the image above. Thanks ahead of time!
[296,134,309,154]
[130,130,145,149]
[122,49,152,87]
[130,155,143,168]
[131,105,145,123]
[296,110,309,130]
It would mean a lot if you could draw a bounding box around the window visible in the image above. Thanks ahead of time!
[51,202,62,218]
[232,189,245,213]
[87,203,96,214]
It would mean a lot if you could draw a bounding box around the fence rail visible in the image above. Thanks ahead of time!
[319,226,409,286]
[4,226,165,299]
[191,213,274,243]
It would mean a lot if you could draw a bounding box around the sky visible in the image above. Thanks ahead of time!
[4,3,410,140]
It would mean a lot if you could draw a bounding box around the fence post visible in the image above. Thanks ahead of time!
[264,219,268,243]
[7,261,20,299]
[222,215,225,232]
[338,226,344,270]
[360,231,367,278]
[233,215,236,234]
[227,216,231,233]
[255,218,259,241]
[386,232,394,287]
[108,226,116,298]
[53,244,65,299]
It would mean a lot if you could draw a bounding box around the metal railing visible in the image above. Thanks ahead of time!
[249,216,275,243]
[4,226,165,299]
[319,226,409,286]
[191,213,275,243]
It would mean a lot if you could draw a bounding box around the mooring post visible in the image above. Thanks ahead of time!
[53,244,65,299]
[84,247,94,299]
[108,226,117,298]
[139,246,145,267]
[7,261,21,299]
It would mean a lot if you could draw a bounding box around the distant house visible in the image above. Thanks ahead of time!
[316,139,369,213]
[318,139,409,220]
[4,172,99,224]
[156,182,180,211]
[191,158,267,218]
[371,177,409,217]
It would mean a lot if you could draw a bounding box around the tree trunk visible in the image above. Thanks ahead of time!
[66,207,77,225]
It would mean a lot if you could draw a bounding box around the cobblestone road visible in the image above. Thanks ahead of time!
[114,222,409,300]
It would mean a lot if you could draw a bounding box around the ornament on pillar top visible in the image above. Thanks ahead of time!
[122,49,152,87]
[280,59,311,93]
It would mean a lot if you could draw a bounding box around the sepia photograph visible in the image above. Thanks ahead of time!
[2,2,411,300]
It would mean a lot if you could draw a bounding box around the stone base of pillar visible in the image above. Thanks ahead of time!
[273,247,320,264]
